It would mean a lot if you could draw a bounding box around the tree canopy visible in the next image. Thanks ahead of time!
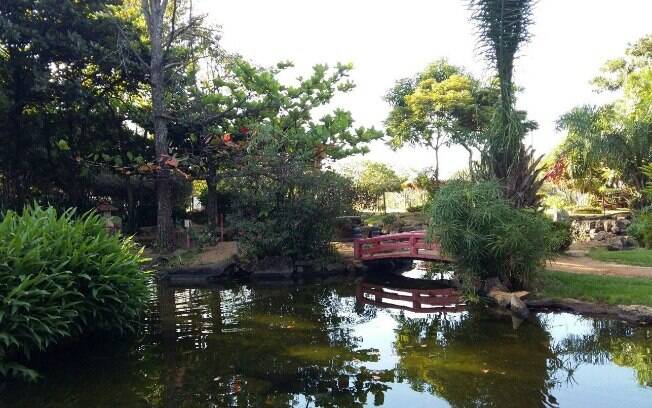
[555,34,652,205]
[384,59,496,180]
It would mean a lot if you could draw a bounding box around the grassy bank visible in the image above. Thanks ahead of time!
[587,248,652,267]
[538,270,652,307]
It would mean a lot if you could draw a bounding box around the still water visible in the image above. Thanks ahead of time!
[4,269,652,407]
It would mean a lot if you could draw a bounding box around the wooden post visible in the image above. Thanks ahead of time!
[354,239,361,259]
[410,233,417,257]
[220,213,224,242]
[413,291,421,311]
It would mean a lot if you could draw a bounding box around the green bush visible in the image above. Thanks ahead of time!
[233,170,357,262]
[406,205,424,213]
[545,221,573,253]
[0,205,150,380]
[381,213,398,226]
[428,180,553,290]
[628,211,652,248]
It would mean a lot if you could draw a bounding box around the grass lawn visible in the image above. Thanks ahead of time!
[587,248,652,267]
[537,270,652,307]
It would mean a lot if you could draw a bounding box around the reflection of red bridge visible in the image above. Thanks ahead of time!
[356,280,464,313]
[353,231,450,262]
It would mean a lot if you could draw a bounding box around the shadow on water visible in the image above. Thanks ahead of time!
[3,268,652,407]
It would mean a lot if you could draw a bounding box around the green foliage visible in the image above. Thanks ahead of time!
[381,214,398,226]
[385,60,496,178]
[428,180,552,289]
[542,194,573,211]
[642,163,652,200]
[627,211,652,248]
[0,0,151,210]
[468,0,543,208]
[406,205,424,213]
[355,162,405,212]
[232,169,356,262]
[557,35,652,203]
[546,221,572,253]
[0,205,150,380]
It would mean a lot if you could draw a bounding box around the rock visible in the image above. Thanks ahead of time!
[605,235,636,251]
[487,289,530,320]
[251,256,293,279]
[593,231,610,241]
[617,218,631,229]
[526,298,652,325]
[489,290,512,308]
[324,262,346,275]
[160,259,237,285]
[483,277,508,293]
[509,294,530,319]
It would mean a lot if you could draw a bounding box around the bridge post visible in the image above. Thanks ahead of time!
[353,239,361,259]
[410,233,418,257]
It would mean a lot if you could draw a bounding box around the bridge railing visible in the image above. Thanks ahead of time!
[356,282,464,313]
[353,231,448,261]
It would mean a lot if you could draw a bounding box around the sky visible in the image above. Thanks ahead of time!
[196,0,652,179]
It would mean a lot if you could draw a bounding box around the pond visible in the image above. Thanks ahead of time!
[4,267,652,407]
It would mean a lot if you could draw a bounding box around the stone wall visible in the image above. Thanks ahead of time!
[570,213,635,249]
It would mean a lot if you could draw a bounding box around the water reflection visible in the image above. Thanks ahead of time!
[356,275,465,314]
[4,275,652,408]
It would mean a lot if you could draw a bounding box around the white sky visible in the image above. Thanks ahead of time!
[197,0,652,179]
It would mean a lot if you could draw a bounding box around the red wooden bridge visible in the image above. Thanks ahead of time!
[353,231,450,262]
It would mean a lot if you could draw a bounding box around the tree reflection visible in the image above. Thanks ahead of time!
[392,308,560,408]
[153,281,394,407]
[4,280,652,408]
[553,318,652,387]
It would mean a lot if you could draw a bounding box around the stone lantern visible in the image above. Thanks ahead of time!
[96,202,117,218]
[96,202,119,233]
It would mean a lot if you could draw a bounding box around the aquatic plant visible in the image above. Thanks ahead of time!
[0,205,150,380]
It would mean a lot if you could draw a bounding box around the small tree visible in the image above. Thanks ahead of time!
[356,162,405,213]
[385,59,496,180]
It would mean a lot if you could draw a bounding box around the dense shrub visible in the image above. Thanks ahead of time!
[232,170,357,261]
[406,204,424,213]
[628,211,652,248]
[0,206,149,380]
[428,180,553,289]
[381,213,398,226]
[546,221,573,253]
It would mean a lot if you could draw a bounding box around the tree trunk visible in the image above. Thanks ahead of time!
[382,192,387,214]
[144,0,175,252]
[434,147,440,183]
[461,143,474,176]
[206,159,219,232]
[126,176,136,234]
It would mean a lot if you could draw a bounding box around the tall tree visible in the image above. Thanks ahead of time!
[138,0,210,250]
[468,0,542,207]
[0,0,148,211]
